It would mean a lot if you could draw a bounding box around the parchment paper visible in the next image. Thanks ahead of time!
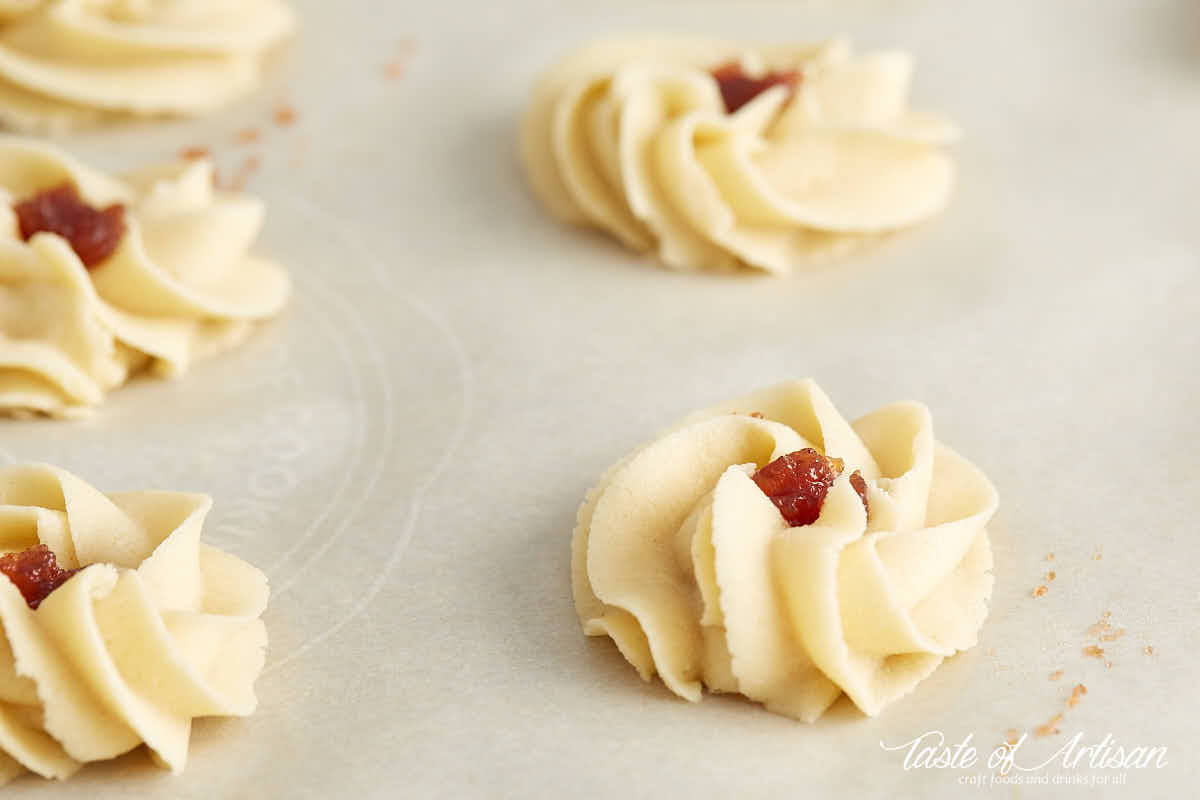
[2,0,1197,796]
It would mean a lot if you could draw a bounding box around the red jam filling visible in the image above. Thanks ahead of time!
[14,182,126,269]
[849,470,869,510]
[711,62,800,113]
[0,544,78,609]
[751,448,869,527]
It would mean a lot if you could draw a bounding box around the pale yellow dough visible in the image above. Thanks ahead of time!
[0,0,295,132]
[0,136,290,417]
[0,463,268,784]
[521,36,959,274]
[573,380,997,721]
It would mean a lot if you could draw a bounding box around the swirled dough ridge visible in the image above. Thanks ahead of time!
[0,0,295,132]
[522,36,959,274]
[0,135,290,417]
[573,380,997,721]
[0,462,268,784]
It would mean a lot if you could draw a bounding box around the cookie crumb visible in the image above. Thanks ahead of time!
[1035,714,1063,737]
[749,412,764,419]
[179,145,210,160]
[1144,645,1154,655]
[1083,645,1104,658]
[1067,684,1087,708]
[1047,552,1055,561]
[1033,585,1048,598]
[1005,729,1020,746]
[274,104,297,126]
[383,40,417,80]
[1046,570,1056,581]
[1049,669,1064,680]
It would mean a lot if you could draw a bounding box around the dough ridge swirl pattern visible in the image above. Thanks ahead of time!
[0,0,295,131]
[0,463,268,784]
[522,36,959,273]
[573,380,997,721]
[0,136,290,417]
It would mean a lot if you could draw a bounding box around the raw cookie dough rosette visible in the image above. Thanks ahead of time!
[0,136,290,417]
[522,36,958,273]
[0,463,268,784]
[0,0,295,132]
[573,380,997,721]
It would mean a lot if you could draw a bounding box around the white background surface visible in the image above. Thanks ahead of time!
[3,0,1199,797]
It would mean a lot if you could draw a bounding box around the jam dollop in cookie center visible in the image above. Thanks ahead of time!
[14,182,126,268]
[752,448,868,527]
[711,62,800,113]
[0,544,79,609]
